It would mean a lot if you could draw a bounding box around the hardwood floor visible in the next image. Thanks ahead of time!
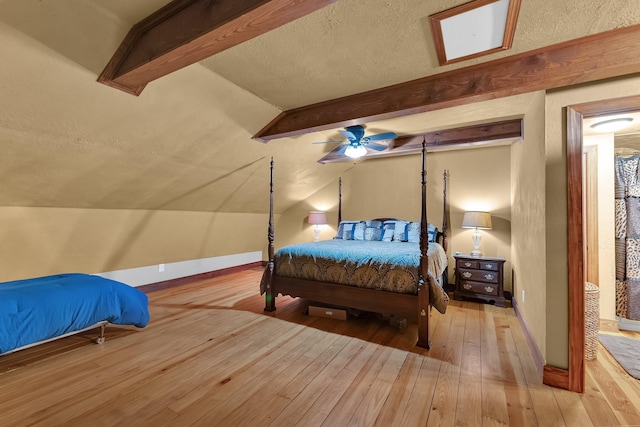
[1,267,639,426]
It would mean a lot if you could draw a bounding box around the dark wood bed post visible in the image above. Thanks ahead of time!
[264,157,276,312]
[338,177,342,226]
[442,169,449,253]
[417,138,431,349]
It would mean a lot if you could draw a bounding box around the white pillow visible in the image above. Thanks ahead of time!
[381,223,395,242]
[353,222,366,240]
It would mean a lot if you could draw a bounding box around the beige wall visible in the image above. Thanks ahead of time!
[510,91,548,359]
[276,146,512,288]
[0,207,268,282]
[275,77,640,371]
[545,74,640,368]
[584,134,616,321]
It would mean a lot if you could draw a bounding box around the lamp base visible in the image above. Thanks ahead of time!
[313,226,320,242]
[471,229,482,257]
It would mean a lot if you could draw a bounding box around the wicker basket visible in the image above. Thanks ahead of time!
[584,282,600,361]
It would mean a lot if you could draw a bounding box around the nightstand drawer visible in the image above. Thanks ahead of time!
[479,261,499,271]
[459,280,499,296]
[457,268,499,283]
[457,259,479,269]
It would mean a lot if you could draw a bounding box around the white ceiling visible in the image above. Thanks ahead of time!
[584,112,640,151]
[0,0,639,213]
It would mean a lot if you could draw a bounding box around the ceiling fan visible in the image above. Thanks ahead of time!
[313,125,397,159]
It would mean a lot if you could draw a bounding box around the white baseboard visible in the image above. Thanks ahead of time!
[96,251,262,287]
[617,316,640,332]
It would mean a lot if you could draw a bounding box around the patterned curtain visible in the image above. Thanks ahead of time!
[615,155,640,321]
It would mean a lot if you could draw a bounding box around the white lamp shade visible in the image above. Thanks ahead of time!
[308,211,327,225]
[461,211,492,229]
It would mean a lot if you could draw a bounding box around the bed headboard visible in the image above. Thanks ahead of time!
[334,170,449,252]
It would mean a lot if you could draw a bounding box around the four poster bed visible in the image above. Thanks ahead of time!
[260,142,449,348]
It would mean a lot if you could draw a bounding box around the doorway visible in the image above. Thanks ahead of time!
[567,94,640,392]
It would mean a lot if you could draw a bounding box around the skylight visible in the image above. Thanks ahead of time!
[430,0,521,66]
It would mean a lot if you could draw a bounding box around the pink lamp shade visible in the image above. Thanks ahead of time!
[309,211,327,242]
[308,211,327,225]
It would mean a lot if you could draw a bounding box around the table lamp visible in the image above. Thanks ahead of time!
[461,211,492,257]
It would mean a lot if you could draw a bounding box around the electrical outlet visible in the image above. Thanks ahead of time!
[521,290,525,303]
[159,263,165,272]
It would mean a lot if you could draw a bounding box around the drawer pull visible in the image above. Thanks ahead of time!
[462,272,472,279]
[464,262,472,267]
[463,283,472,290]
[484,286,495,293]
[485,263,493,269]
[484,274,495,280]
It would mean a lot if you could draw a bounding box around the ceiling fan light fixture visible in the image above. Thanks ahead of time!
[344,144,367,159]
[590,117,633,133]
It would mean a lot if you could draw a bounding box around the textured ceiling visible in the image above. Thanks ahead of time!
[199,0,640,110]
[0,0,639,214]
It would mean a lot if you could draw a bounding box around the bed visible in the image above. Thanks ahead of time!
[0,273,150,355]
[261,141,449,348]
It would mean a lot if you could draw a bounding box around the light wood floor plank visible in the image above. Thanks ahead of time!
[372,353,423,426]
[493,313,538,426]
[1,267,639,427]
[345,347,407,426]
[552,387,595,427]
[456,302,482,427]
[426,304,466,427]
[480,309,510,426]
[320,345,394,427]
[296,339,380,426]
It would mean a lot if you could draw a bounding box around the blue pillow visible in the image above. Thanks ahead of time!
[335,221,360,239]
[428,223,439,242]
[407,222,420,243]
[406,222,439,243]
[364,226,382,241]
[365,219,383,228]
[382,220,409,242]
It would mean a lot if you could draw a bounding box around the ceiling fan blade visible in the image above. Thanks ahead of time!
[339,130,357,141]
[334,145,349,155]
[366,142,388,151]
[363,132,397,142]
[312,141,343,144]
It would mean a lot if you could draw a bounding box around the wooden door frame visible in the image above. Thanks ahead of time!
[583,145,599,286]
[566,95,640,392]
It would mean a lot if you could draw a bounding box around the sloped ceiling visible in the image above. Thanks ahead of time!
[0,0,639,214]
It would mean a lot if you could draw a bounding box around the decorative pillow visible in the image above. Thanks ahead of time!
[428,223,439,243]
[353,222,367,240]
[406,222,439,243]
[381,222,395,242]
[383,220,408,242]
[407,222,420,243]
[364,226,383,241]
[365,219,383,228]
[335,221,360,239]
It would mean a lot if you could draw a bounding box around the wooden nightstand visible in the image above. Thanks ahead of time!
[454,254,506,307]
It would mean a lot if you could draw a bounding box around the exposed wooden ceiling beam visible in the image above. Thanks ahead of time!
[254,24,640,142]
[317,119,522,164]
[98,0,337,96]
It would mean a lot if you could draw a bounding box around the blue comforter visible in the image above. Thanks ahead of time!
[0,273,149,354]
